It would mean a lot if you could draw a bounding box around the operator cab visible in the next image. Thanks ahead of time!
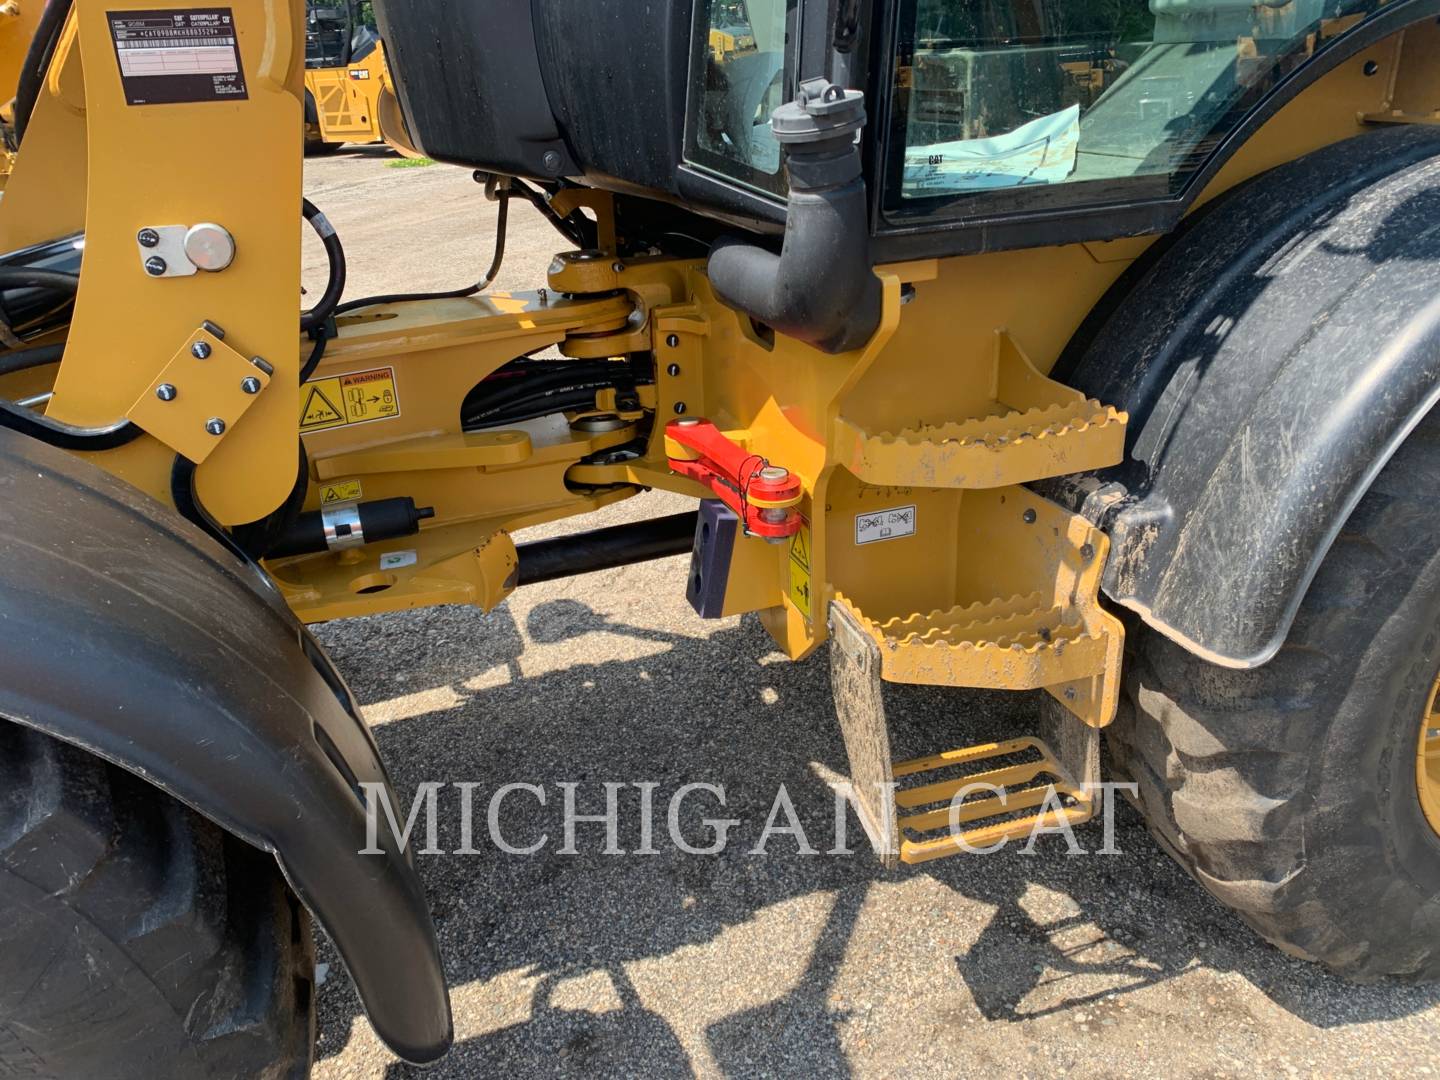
[375,0,1415,257]
[306,1,378,69]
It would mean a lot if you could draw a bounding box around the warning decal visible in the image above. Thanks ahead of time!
[299,366,400,433]
[787,520,812,620]
[107,9,248,106]
[319,479,362,505]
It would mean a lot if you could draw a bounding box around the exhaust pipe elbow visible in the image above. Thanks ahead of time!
[706,80,881,355]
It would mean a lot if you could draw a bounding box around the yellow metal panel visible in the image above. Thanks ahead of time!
[39,0,304,524]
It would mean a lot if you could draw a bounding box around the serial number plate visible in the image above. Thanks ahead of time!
[108,8,248,105]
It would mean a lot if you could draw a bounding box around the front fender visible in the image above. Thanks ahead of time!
[0,429,452,1064]
[1051,125,1440,669]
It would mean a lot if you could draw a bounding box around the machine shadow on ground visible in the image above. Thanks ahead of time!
[312,598,1440,1077]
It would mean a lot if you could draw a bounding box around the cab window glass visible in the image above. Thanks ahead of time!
[686,0,797,196]
[887,1,1386,213]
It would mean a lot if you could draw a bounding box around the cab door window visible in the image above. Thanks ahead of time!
[685,0,799,197]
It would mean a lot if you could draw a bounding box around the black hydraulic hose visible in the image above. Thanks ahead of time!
[463,389,614,430]
[460,370,627,421]
[299,320,331,382]
[0,396,139,450]
[0,267,78,294]
[170,454,253,561]
[462,361,626,412]
[333,179,509,316]
[509,178,595,250]
[13,0,73,146]
[301,198,346,333]
[0,342,63,375]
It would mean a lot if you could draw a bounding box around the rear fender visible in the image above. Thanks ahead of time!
[1050,125,1440,668]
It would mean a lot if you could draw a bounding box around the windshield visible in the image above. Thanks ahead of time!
[887,0,1387,211]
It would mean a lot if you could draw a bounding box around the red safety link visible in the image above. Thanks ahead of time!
[665,417,802,539]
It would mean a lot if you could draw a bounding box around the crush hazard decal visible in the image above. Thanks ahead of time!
[108,9,247,106]
[319,479,362,505]
[299,366,400,433]
[787,519,812,620]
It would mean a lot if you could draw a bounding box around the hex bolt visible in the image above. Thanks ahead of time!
[144,255,167,276]
[155,383,177,402]
[1079,543,1095,561]
[542,149,563,174]
[666,363,681,377]
[191,341,211,360]
[249,355,274,375]
[205,418,226,436]
[240,376,262,394]
[136,227,160,248]
[1022,508,1037,524]
[673,401,688,415]
[666,334,680,348]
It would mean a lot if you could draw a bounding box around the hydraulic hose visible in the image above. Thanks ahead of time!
[13,0,73,146]
[333,174,509,316]
[301,198,346,332]
[509,178,596,251]
[0,342,63,375]
[0,396,139,450]
[0,267,78,294]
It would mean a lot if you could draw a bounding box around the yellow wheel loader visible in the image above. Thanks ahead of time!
[0,0,1438,1072]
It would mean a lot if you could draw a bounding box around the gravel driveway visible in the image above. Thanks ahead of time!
[303,147,1440,1079]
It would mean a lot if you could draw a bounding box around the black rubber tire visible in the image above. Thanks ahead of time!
[305,135,344,156]
[1110,408,1440,980]
[0,720,315,1078]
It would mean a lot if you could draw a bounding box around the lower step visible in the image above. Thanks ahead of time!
[891,736,1093,863]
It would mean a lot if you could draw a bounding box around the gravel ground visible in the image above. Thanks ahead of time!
[303,148,1440,1079]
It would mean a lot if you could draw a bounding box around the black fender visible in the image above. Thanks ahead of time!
[1049,125,1440,669]
[0,430,452,1063]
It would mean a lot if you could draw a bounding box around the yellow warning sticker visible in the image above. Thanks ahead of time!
[299,366,400,433]
[319,479,363,505]
[787,520,812,619]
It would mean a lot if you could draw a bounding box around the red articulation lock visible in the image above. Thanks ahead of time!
[664,417,803,539]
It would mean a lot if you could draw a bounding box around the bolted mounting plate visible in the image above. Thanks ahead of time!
[125,324,271,463]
